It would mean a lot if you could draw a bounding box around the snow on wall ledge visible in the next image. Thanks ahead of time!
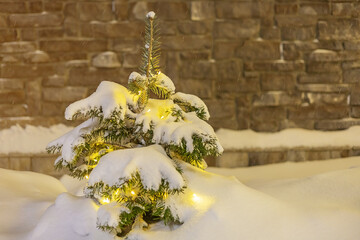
[0,124,73,154]
[216,126,360,151]
[2,124,360,154]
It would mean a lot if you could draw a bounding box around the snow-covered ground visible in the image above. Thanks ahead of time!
[1,157,360,240]
[2,124,360,154]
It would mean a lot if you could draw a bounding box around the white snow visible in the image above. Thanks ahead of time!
[88,145,185,190]
[48,119,98,164]
[0,124,73,154]
[156,72,175,94]
[216,125,360,150]
[65,81,136,120]
[172,92,210,120]
[97,202,129,228]
[2,157,360,240]
[146,11,155,19]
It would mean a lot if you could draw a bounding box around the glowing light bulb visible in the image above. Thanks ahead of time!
[131,191,136,195]
[192,193,200,203]
[85,175,89,180]
[138,90,142,95]
[160,115,164,119]
[101,198,110,204]
[147,109,151,112]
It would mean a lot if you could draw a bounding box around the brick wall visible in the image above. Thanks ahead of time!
[1,0,360,132]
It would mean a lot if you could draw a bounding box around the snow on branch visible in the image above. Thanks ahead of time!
[65,81,137,120]
[88,145,185,190]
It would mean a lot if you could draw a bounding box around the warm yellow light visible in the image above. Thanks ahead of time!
[101,197,110,204]
[131,190,136,195]
[160,115,164,119]
[192,193,201,203]
[138,90,142,95]
[147,109,151,112]
[85,175,89,180]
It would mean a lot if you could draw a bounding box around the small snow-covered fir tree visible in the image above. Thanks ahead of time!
[47,12,223,238]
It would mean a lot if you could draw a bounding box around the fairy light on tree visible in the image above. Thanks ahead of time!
[47,11,223,238]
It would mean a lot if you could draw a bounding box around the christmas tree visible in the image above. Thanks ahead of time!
[47,12,223,238]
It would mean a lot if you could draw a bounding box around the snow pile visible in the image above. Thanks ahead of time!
[1,158,360,240]
[217,126,360,150]
[0,124,73,154]
[88,145,185,190]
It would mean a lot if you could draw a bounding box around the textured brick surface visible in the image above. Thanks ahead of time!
[0,0,359,136]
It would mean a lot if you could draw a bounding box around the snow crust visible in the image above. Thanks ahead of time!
[88,145,185,190]
[146,11,155,19]
[0,124,73,154]
[47,119,97,163]
[65,81,136,120]
[97,202,129,228]
[172,92,210,120]
[217,125,360,150]
[156,73,175,94]
[1,158,360,240]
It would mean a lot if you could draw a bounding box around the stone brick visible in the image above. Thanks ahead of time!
[122,53,141,68]
[299,3,330,16]
[78,2,113,22]
[176,79,213,99]
[29,1,43,12]
[113,39,142,53]
[9,13,62,27]
[315,119,360,130]
[0,157,9,168]
[178,21,212,35]
[214,20,260,39]
[26,79,42,115]
[260,27,281,40]
[39,29,64,39]
[307,62,341,73]
[253,92,301,107]
[0,79,23,90]
[0,42,36,53]
[343,69,360,83]
[180,60,216,80]
[252,107,286,121]
[162,36,211,50]
[245,60,305,72]
[84,21,144,39]
[288,106,315,120]
[296,84,350,93]
[156,2,190,20]
[0,29,17,42]
[1,64,65,78]
[309,49,339,62]
[213,41,243,60]
[43,87,87,102]
[0,104,27,117]
[9,157,31,171]
[0,2,27,13]
[344,41,360,50]
[249,152,286,166]
[286,151,306,162]
[43,75,66,87]
[261,73,296,91]
[281,26,316,40]
[31,156,58,175]
[191,1,215,21]
[332,3,360,17]
[179,51,210,60]
[68,67,126,86]
[351,88,360,106]
[275,3,298,14]
[215,2,273,19]
[351,107,360,118]
[307,93,348,105]
[0,91,25,104]
[44,2,63,11]
[217,152,249,168]
[24,51,50,63]
[237,41,280,60]
[40,40,107,52]
[315,106,349,119]
[318,19,360,40]
[298,73,341,84]
[306,151,331,161]
[92,51,121,68]
[42,102,66,116]
[276,15,317,27]
[216,59,242,80]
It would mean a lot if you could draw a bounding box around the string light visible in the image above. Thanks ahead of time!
[85,175,89,180]
[131,191,136,195]
[101,197,110,204]
[192,193,200,203]
[160,116,164,119]
[147,109,151,112]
